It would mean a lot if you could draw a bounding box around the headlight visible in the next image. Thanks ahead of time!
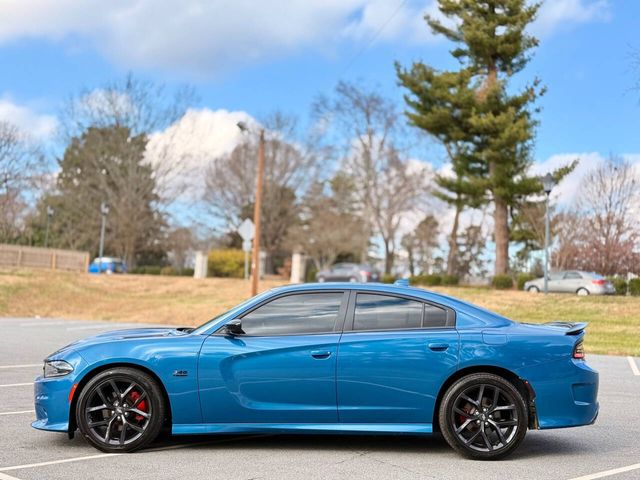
[43,360,74,378]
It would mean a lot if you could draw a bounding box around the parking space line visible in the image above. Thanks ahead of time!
[0,471,22,480]
[0,435,268,473]
[0,364,40,369]
[568,463,640,480]
[0,453,121,472]
[627,356,640,376]
[0,410,33,416]
[0,383,32,388]
[18,321,70,327]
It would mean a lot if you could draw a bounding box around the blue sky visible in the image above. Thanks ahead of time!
[0,0,638,214]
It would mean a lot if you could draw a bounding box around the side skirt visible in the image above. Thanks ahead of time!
[172,423,433,436]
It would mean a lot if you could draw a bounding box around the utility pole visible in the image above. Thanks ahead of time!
[99,202,109,274]
[44,206,54,248]
[251,129,265,296]
[237,122,266,297]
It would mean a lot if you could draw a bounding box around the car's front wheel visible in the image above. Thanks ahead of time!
[439,373,528,460]
[527,286,540,293]
[76,367,165,453]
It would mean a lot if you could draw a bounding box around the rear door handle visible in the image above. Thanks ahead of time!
[311,350,332,359]
[428,343,449,352]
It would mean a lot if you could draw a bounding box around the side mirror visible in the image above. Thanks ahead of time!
[223,319,244,336]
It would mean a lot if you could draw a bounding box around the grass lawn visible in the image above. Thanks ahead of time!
[1,269,638,356]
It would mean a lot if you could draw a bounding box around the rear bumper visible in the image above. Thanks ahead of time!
[517,358,599,429]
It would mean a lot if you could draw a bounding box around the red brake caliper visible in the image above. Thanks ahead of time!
[129,391,148,422]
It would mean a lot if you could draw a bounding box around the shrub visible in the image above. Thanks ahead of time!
[607,277,627,295]
[628,278,640,296]
[381,273,397,284]
[410,274,442,286]
[130,265,162,275]
[179,268,195,277]
[160,266,176,276]
[441,274,459,286]
[517,273,536,291]
[492,274,513,290]
[208,249,245,278]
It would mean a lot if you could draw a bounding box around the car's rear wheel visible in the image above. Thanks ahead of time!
[439,373,528,460]
[577,288,589,296]
[76,367,165,453]
[527,286,539,293]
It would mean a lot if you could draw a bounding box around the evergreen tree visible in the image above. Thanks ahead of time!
[40,126,163,266]
[398,0,545,274]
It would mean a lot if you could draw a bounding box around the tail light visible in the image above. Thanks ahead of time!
[592,279,605,286]
[573,340,585,359]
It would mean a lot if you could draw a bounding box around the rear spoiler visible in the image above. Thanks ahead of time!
[543,321,588,335]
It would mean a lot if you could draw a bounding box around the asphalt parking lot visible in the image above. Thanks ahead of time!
[0,317,639,480]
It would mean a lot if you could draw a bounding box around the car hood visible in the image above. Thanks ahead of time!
[47,327,187,359]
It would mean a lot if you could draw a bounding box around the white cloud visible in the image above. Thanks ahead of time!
[145,107,253,199]
[0,96,57,139]
[0,1,446,76]
[531,0,611,37]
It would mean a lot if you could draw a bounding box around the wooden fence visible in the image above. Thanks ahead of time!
[0,244,90,272]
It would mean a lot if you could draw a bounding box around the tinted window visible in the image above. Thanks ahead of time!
[423,304,448,328]
[240,292,343,335]
[354,294,423,331]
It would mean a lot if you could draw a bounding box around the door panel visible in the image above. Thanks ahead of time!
[199,334,340,423]
[337,329,459,424]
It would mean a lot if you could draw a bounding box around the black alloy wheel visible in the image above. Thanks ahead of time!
[439,373,528,460]
[76,367,165,453]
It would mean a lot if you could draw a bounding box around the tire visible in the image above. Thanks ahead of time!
[577,288,589,296]
[438,373,528,460]
[76,367,166,453]
[527,286,539,293]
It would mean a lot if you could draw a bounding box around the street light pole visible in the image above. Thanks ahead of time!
[541,173,556,295]
[251,129,265,297]
[44,206,54,248]
[99,202,109,274]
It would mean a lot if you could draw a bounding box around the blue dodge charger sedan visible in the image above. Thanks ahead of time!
[33,281,598,460]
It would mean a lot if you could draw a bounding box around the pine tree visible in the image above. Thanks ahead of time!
[398,0,545,275]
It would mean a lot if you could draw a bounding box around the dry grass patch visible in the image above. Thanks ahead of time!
[1,270,638,355]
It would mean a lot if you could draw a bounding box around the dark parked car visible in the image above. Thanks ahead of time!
[316,263,380,283]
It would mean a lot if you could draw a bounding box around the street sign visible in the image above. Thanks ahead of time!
[242,240,252,252]
[238,218,255,241]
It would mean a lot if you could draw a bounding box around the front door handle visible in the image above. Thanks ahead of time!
[311,350,332,359]
[428,343,449,352]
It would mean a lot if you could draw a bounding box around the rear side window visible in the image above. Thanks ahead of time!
[241,292,343,335]
[423,304,448,328]
[354,294,423,331]
[564,272,582,279]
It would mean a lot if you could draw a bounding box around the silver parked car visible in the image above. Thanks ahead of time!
[524,270,615,295]
[316,263,380,283]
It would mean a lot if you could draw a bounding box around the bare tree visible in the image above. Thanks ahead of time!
[286,180,368,271]
[59,73,196,204]
[0,121,44,242]
[402,214,440,275]
[314,81,427,273]
[202,114,321,271]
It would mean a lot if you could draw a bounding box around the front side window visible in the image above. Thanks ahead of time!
[354,294,423,331]
[240,292,343,336]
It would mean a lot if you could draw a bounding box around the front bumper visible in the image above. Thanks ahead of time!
[32,351,86,433]
[517,357,599,429]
